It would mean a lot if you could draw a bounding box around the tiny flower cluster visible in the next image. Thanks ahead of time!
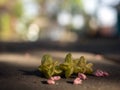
[46,70,109,85]
[73,73,87,85]
[46,74,87,85]
[47,76,61,85]
[93,69,109,77]
[39,53,109,85]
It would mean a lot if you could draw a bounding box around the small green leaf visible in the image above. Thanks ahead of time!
[74,66,81,73]
[54,66,62,75]
[65,67,74,78]
[65,53,72,63]
[73,59,79,65]
[86,63,93,68]
[85,63,93,74]
[60,63,69,70]
[41,54,53,65]
[79,56,86,64]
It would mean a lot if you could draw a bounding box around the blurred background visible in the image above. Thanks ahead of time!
[0,1,120,89]
[0,0,120,54]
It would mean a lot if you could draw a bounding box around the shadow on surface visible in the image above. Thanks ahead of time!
[19,70,44,78]
[17,61,120,83]
[0,38,120,55]
[0,60,120,90]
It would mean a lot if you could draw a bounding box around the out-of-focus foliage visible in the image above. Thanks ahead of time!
[0,0,119,42]
[0,0,7,6]
[0,0,23,41]
[0,13,11,40]
[12,1,23,18]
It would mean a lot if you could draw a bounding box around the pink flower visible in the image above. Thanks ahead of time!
[50,76,61,81]
[73,77,82,85]
[47,79,55,85]
[94,69,109,77]
[78,73,87,80]
[53,76,61,80]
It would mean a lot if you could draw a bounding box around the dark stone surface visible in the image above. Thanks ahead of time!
[0,52,120,90]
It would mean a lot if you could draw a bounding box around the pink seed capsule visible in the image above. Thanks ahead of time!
[94,69,109,77]
[96,72,103,77]
[94,70,103,77]
[73,77,82,85]
[53,76,61,81]
[47,79,55,85]
[78,73,87,80]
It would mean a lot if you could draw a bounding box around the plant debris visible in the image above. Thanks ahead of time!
[38,53,109,85]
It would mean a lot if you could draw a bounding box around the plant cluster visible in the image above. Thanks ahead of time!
[38,53,93,78]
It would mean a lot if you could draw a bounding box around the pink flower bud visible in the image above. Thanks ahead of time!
[47,79,55,85]
[94,69,109,77]
[78,73,87,80]
[95,72,103,76]
[94,70,103,77]
[50,76,61,81]
[73,77,82,85]
[53,76,61,81]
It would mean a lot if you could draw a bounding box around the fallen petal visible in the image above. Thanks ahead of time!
[94,69,109,77]
[73,77,82,85]
[95,72,104,77]
[53,76,61,81]
[47,79,55,85]
[78,73,87,80]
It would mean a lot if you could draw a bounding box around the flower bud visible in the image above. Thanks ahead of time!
[73,77,82,85]
[47,79,55,84]
[94,69,109,77]
[78,73,87,80]
[53,76,61,80]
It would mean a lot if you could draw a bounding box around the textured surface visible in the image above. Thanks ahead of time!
[0,51,120,90]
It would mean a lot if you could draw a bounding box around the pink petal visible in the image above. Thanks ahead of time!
[94,69,109,77]
[47,79,55,85]
[73,77,82,85]
[53,76,61,80]
[94,70,103,77]
[78,73,87,80]
[95,72,103,77]
[50,76,61,81]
